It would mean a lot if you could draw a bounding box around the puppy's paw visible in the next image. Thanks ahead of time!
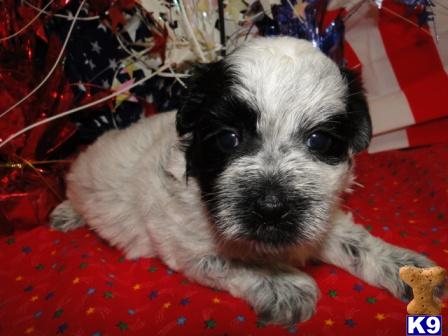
[379,247,437,301]
[248,273,318,326]
[50,200,85,232]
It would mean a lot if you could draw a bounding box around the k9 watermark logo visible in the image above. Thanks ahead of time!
[406,316,442,335]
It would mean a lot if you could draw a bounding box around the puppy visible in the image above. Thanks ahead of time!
[51,37,436,325]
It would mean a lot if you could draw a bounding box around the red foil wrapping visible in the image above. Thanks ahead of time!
[0,1,76,234]
[0,166,65,234]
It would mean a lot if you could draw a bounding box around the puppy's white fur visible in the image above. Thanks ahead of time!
[229,38,347,133]
[51,37,437,325]
[60,112,213,266]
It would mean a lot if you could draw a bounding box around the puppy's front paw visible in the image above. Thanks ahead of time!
[248,273,318,326]
[380,247,436,301]
[50,200,85,232]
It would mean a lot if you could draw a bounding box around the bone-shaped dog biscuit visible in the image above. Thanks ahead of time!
[399,266,446,315]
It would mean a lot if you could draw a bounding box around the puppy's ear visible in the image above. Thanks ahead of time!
[176,60,229,136]
[341,68,372,153]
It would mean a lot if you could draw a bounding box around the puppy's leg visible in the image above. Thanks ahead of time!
[183,255,318,326]
[50,200,85,232]
[318,211,435,300]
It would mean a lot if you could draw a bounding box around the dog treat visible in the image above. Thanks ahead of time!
[399,266,446,315]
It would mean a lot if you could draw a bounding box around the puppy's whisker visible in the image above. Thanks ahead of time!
[251,211,263,219]
[280,211,290,219]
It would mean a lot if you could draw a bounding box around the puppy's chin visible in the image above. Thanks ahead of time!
[244,221,302,247]
[214,221,323,262]
[212,208,334,255]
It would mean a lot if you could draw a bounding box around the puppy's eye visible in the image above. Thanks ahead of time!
[306,132,332,153]
[216,131,240,152]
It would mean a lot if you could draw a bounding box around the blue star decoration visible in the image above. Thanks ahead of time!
[57,323,69,334]
[288,325,298,334]
[87,288,96,295]
[177,317,187,326]
[353,283,364,292]
[236,315,246,322]
[22,246,32,254]
[148,290,158,300]
[45,292,55,300]
[345,319,356,327]
[257,0,345,66]
[180,298,190,306]
[24,285,33,292]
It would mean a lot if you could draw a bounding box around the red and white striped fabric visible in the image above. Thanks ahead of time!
[334,0,448,152]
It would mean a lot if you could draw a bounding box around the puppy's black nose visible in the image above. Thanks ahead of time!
[254,192,287,222]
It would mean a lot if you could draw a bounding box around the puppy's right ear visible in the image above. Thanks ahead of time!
[340,68,372,153]
[176,60,228,136]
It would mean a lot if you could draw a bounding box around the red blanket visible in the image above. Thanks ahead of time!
[1,145,447,335]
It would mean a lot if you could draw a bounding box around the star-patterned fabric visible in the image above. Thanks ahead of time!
[50,0,183,143]
[0,144,447,335]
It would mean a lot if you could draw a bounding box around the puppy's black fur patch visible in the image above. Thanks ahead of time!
[177,61,259,190]
[304,68,371,165]
[340,68,372,153]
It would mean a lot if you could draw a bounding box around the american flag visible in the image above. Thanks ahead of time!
[332,0,448,152]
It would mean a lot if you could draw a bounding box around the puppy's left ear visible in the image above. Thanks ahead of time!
[341,68,372,153]
[176,60,229,136]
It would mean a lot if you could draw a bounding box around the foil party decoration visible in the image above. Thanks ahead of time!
[257,0,346,65]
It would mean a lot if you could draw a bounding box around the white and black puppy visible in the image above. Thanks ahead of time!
[51,37,437,325]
